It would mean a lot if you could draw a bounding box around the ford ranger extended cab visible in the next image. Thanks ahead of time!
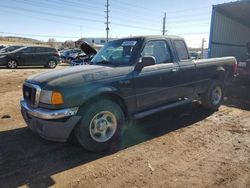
[20,36,237,152]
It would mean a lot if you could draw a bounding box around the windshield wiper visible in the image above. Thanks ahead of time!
[91,60,119,67]
[96,60,110,64]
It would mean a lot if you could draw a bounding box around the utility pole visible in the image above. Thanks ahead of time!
[162,12,166,35]
[105,0,110,42]
[201,38,206,59]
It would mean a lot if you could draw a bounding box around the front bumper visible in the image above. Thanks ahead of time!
[20,100,81,142]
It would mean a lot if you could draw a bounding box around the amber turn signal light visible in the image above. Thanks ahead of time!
[51,91,64,105]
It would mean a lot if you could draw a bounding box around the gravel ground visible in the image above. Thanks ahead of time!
[0,65,249,188]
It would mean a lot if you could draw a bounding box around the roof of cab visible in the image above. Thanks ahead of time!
[119,35,184,40]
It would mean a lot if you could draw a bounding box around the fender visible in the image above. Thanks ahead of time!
[80,85,123,104]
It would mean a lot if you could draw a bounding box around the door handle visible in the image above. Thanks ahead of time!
[119,80,130,84]
[171,68,178,73]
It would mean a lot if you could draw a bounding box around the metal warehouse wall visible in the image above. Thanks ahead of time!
[209,11,250,61]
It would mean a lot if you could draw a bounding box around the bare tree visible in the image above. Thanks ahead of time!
[47,38,56,47]
[60,40,75,49]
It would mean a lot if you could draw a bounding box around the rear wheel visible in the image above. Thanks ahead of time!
[74,99,125,152]
[47,60,57,68]
[201,80,224,111]
[7,60,18,69]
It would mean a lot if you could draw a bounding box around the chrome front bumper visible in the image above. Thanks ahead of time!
[20,100,81,142]
[20,100,79,120]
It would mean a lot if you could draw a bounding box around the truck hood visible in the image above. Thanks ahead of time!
[75,40,97,55]
[80,41,97,55]
[26,65,133,90]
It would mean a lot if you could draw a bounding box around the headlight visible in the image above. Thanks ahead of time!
[40,90,52,104]
[40,90,64,105]
[0,55,6,58]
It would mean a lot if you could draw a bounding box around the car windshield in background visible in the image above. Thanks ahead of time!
[91,39,141,66]
[1,46,23,53]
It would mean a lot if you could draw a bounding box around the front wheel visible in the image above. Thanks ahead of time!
[201,80,224,111]
[74,99,125,152]
[47,60,57,68]
[7,60,18,69]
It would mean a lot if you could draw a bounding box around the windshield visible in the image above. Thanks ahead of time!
[1,46,23,52]
[91,38,142,66]
[2,46,23,52]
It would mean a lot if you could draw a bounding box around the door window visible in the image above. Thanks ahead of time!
[22,47,36,53]
[141,40,172,64]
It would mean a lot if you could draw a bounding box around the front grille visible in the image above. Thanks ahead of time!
[23,83,41,107]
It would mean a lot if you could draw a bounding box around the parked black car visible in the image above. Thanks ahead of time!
[0,46,60,68]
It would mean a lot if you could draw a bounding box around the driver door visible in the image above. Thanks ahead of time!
[134,40,180,111]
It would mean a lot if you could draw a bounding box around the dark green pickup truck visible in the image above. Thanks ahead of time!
[20,35,237,152]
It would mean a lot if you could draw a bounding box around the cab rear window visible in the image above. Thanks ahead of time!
[174,40,189,61]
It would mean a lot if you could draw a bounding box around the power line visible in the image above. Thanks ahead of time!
[17,0,105,18]
[0,4,104,23]
[0,31,79,39]
[0,9,79,27]
[177,32,209,36]
[0,31,209,39]
[6,0,211,28]
[61,0,104,10]
[74,0,211,21]
[1,4,162,32]
[112,0,162,12]
[18,0,161,24]
[167,6,211,14]
[112,0,211,15]
[0,1,211,39]
[111,22,160,32]
[11,0,212,23]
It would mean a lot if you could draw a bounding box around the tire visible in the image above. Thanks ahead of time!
[201,80,224,111]
[47,60,57,69]
[7,60,18,69]
[74,99,125,152]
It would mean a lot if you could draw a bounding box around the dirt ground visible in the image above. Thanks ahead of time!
[0,65,250,188]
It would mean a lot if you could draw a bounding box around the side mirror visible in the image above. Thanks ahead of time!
[135,56,156,72]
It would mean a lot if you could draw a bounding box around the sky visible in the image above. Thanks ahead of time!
[0,0,233,48]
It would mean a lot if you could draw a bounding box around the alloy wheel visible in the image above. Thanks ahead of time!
[89,111,117,143]
[8,60,17,69]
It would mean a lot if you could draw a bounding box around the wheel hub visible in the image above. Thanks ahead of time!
[8,61,17,68]
[89,111,117,143]
[49,61,55,67]
[97,119,108,131]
